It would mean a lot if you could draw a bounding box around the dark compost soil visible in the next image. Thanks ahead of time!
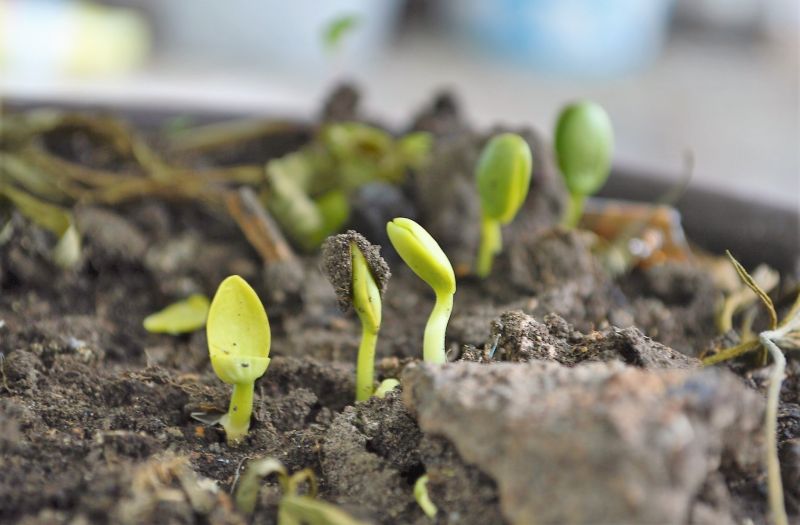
[1,88,798,525]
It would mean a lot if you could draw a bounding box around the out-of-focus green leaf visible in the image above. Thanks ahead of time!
[266,154,325,251]
[280,496,368,525]
[0,184,82,267]
[398,132,433,169]
[0,153,69,202]
[322,15,360,52]
[322,123,431,188]
[143,294,211,335]
[161,115,195,136]
[308,190,350,248]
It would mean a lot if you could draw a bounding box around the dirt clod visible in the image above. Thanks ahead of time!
[403,361,764,525]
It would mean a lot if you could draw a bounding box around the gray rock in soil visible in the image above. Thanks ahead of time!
[490,310,699,369]
[403,361,764,525]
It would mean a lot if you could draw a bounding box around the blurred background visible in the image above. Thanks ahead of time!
[1,0,798,212]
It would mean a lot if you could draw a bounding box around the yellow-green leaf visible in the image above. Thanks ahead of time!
[207,275,271,385]
[351,243,382,333]
[476,133,532,224]
[386,218,455,297]
[143,294,210,335]
[554,100,614,197]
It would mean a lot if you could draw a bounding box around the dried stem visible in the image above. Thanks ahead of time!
[224,187,296,264]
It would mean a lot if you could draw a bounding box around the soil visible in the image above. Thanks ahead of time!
[1,87,798,525]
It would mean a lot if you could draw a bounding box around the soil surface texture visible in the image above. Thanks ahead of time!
[1,88,798,525]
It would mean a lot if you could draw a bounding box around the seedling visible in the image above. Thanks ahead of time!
[143,294,210,334]
[386,218,456,364]
[413,474,437,519]
[474,133,532,277]
[265,123,431,251]
[554,101,614,228]
[204,275,271,445]
[236,457,366,524]
[716,264,778,335]
[322,231,391,401]
[702,252,797,525]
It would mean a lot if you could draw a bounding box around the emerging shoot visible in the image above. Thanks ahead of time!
[322,231,391,401]
[474,133,532,277]
[702,251,794,525]
[554,101,614,228]
[206,275,271,445]
[236,457,366,524]
[374,378,400,398]
[386,218,456,363]
[414,474,438,519]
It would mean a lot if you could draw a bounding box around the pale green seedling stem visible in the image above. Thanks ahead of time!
[356,330,379,401]
[476,213,502,278]
[425,292,453,364]
[414,474,437,519]
[352,244,382,401]
[221,382,255,444]
[562,193,586,230]
[761,332,788,525]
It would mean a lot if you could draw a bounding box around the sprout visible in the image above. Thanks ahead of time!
[702,252,794,525]
[374,378,400,398]
[386,218,455,364]
[474,133,532,277]
[143,294,210,334]
[554,101,614,228]
[206,275,271,445]
[236,457,366,524]
[413,474,438,519]
[322,231,391,401]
